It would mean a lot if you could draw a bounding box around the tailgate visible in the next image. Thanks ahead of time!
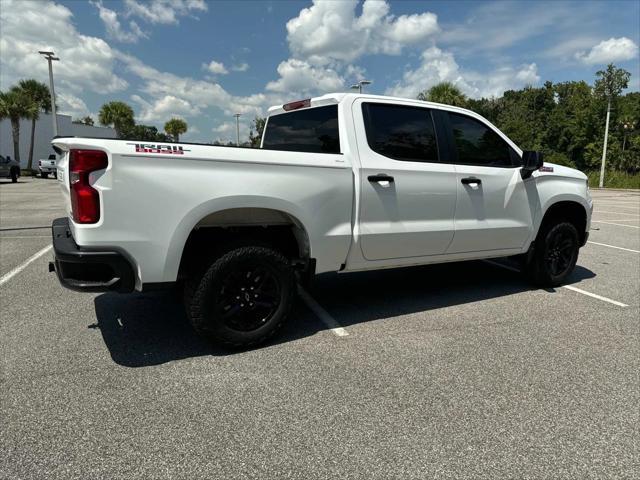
[54,150,71,214]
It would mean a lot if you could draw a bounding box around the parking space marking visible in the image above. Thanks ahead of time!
[587,241,640,253]
[591,221,640,229]
[0,244,52,287]
[594,210,639,216]
[482,259,630,308]
[482,259,521,273]
[562,285,629,307]
[298,287,349,337]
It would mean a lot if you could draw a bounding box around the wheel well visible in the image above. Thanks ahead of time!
[178,208,310,279]
[540,201,587,244]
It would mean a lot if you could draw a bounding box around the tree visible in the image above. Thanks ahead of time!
[594,64,631,187]
[417,82,467,107]
[0,87,36,165]
[249,116,266,148]
[73,115,95,126]
[122,124,171,142]
[18,79,52,170]
[164,117,188,142]
[98,101,135,138]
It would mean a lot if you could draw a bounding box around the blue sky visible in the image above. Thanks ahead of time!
[1,0,638,143]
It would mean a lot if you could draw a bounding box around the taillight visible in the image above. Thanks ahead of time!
[69,149,108,224]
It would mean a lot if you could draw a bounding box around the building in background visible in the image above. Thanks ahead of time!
[0,112,116,167]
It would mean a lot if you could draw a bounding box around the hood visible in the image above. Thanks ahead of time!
[538,162,587,181]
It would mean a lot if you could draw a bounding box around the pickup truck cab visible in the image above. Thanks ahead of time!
[51,93,592,347]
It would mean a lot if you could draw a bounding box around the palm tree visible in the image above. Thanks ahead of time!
[18,79,52,170]
[0,87,36,165]
[417,82,468,107]
[164,118,188,142]
[99,101,135,138]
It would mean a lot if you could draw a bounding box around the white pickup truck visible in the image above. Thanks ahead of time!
[50,93,592,347]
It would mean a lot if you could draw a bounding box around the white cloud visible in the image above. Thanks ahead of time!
[265,59,344,94]
[57,92,90,118]
[131,94,197,123]
[124,0,207,25]
[203,60,228,75]
[575,37,639,65]
[286,0,438,65]
[92,0,147,43]
[0,0,127,95]
[212,121,251,144]
[386,47,539,99]
[231,63,250,72]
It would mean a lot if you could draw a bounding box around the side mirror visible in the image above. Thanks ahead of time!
[521,151,543,179]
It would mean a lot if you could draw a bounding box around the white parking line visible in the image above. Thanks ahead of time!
[587,241,640,253]
[482,259,629,308]
[594,210,640,216]
[298,287,349,337]
[591,221,640,229]
[0,244,52,287]
[562,285,628,307]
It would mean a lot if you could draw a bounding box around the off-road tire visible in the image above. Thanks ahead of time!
[188,246,295,348]
[525,221,579,287]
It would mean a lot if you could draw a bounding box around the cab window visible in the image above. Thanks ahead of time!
[362,103,439,163]
[262,105,340,154]
[448,112,516,167]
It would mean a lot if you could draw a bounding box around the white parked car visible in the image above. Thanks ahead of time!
[39,153,57,178]
[50,93,592,347]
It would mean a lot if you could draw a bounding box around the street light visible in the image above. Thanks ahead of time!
[350,80,372,94]
[233,113,241,146]
[39,50,60,137]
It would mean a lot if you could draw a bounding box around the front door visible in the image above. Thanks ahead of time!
[444,112,535,254]
[354,100,458,260]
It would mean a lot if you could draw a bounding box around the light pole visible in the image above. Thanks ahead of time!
[39,50,60,137]
[233,113,241,146]
[350,80,372,93]
[598,97,611,188]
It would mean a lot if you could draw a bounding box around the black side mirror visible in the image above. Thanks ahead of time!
[521,151,543,179]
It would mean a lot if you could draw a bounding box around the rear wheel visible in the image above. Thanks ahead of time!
[188,246,295,348]
[525,221,579,287]
[41,172,48,179]
[10,168,18,183]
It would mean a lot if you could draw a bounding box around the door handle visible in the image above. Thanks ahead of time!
[461,177,481,185]
[368,174,394,183]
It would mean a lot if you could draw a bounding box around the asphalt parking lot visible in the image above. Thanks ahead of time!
[1,177,638,479]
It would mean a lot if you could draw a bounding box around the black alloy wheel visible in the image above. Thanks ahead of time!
[188,246,296,348]
[545,227,577,277]
[216,265,282,332]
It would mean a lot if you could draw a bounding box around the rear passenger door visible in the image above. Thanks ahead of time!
[443,112,534,254]
[354,100,458,260]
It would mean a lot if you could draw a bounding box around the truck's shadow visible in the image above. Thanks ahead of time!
[94,260,595,367]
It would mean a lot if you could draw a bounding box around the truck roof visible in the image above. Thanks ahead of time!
[267,92,473,117]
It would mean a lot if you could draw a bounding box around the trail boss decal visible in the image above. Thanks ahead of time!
[127,143,190,155]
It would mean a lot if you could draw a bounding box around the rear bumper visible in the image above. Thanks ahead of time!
[51,217,135,293]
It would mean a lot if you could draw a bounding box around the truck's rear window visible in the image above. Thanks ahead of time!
[263,105,340,153]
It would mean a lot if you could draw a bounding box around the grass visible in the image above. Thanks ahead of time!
[587,171,640,189]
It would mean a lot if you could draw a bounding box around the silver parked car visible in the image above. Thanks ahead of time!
[0,154,20,183]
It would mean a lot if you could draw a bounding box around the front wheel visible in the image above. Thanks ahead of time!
[525,222,579,287]
[188,246,296,348]
[10,168,18,183]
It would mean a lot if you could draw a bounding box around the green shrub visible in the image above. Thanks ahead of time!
[587,170,640,189]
